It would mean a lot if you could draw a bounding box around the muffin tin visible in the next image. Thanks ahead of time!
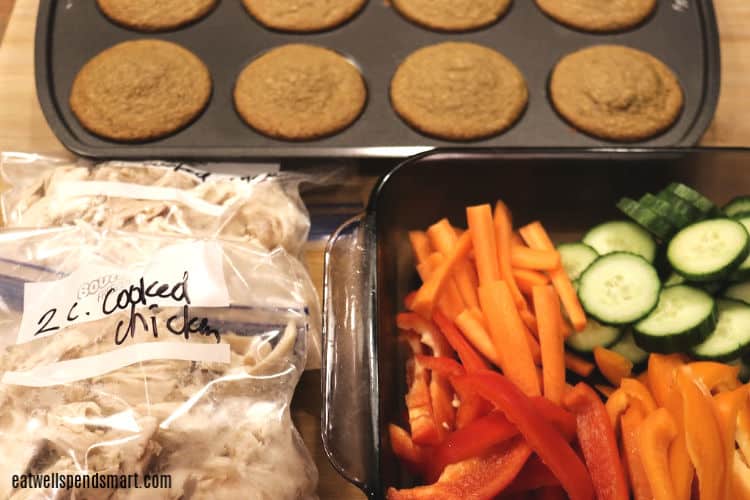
[35,0,720,160]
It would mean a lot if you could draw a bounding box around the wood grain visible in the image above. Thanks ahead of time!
[0,1,748,499]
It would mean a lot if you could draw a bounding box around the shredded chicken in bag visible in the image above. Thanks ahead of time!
[0,157,310,257]
[0,227,319,499]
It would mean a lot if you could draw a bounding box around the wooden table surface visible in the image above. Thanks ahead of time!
[0,1,749,499]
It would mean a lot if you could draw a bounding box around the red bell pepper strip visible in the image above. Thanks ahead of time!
[530,396,577,442]
[399,314,456,434]
[389,424,429,477]
[564,383,629,500]
[429,410,518,481]
[451,375,492,429]
[403,335,442,445]
[536,487,567,500]
[414,355,465,378]
[387,438,532,500]
[458,371,594,500]
[433,310,489,372]
[504,456,560,494]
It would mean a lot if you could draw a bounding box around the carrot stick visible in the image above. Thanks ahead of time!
[511,246,562,271]
[520,308,539,337]
[513,269,550,295]
[409,231,432,265]
[511,232,525,247]
[411,232,472,319]
[564,352,595,377]
[417,253,465,320]
[434,310,489,372]
[455,310,503,368]
[478,280,540,396]
[466,205,500,286]
[533,285,566,404]
[494,201,525,308]
[469,307,488,329]
[594,346,634,386]
[520,222,587,332]
[427,218,480,309]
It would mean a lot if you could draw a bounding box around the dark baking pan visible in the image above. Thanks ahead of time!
[35,0,720,160]
[322,148,750,498]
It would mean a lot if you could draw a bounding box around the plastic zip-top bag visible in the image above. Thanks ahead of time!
[0,225,319,499]
[0,153,311,258]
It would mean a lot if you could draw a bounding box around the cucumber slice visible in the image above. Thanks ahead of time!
[634,285,717,354]
[557,243,599,281]
[723,195,750,219]
[578,252,661,326]
[665,183,719,217]
[640,193,695,229]
[565,318,623,354]
[729,216,750,281]
[725,281,750,305]
[664,272,687,286]
[657,191,704,222]
[690,299,750,361]
[667,218,749,282]
[617,198,676,240]
[582,221,657,263]
[610,329,649,367]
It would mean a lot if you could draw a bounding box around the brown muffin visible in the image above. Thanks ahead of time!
[69,40,211,142]
[392,0,512,31]
[390,42,527,141]
[97,0,217,31]
[549,45,683,141]
[234,44,366,140]
[241,0,366,32]
[536,0,656,32]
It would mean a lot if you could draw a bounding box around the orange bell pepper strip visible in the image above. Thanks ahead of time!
[414,355,465,379]
[460,371,594,500]
[620,406,654,500]
[731,449,750,499]
[606,378,658,429]
[433,311,489,372]
[678,367,725,500]
[647,354,694,500]
[688,361,741,393]
[428,410,519,481]
[638,408,678,500]
[533,285,566,404]
[411,231,472,319]
[594,346,633,386]
[404,291,417,311]
[738,401,750,466]
[494,201,526,308]
[713,386,749,500]
[417,253,465,320]
[519,221,586,332]
[427,218,480,309]
[595,384,616,398]
[564,352,595,377]
[386,438,533,500]
[397,313,453,357]
[478,281,540,397]
[389,424,429,477]
[513,269,550,295]
[409,231,432,264]
[564,383,629,500]
[454,310,503,367]
[466,204,501,286]
[511,246,562,271]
